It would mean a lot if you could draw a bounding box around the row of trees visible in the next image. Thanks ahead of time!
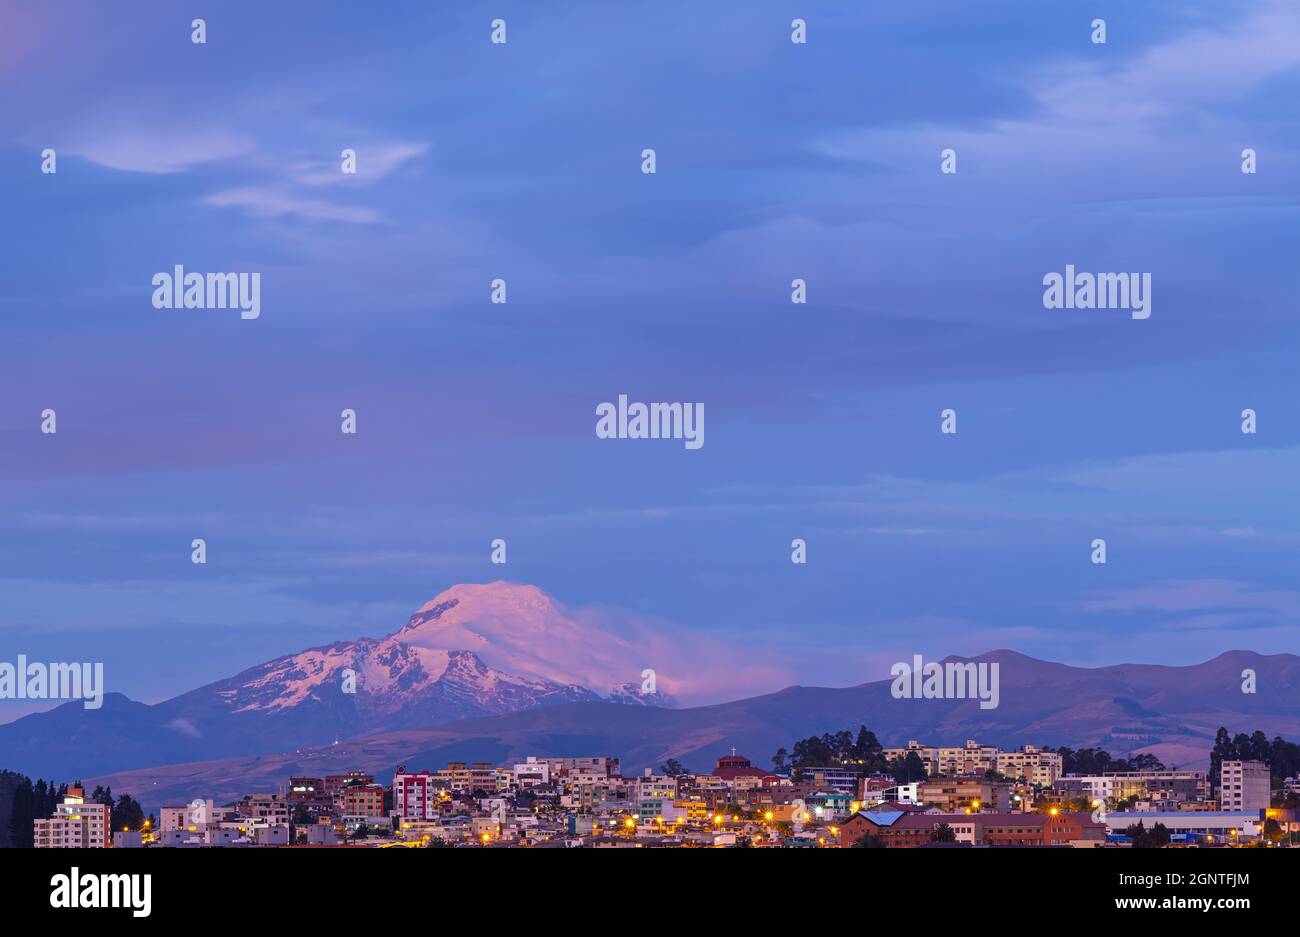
[1209,728,1300,792]
[5,774,147,847]
[771,729,1175,787]
[771,727,1300,792]
[1041,747,1166,775]
[771,726,934,784]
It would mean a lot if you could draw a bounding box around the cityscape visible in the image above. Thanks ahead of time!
[0,0,1293,917]
[8,728,1298,849]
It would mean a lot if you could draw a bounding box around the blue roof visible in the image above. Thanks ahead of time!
[857,810,906,827]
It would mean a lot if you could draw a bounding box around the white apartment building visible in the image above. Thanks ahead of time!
[34,787,110,848]
[1220,760,1270,813]
[160,799,221,832]
[513,757,551,786]
[632,769,678,802]
[881,739,1063,785]
[994,745,1063,786]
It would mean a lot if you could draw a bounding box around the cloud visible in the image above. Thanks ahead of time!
[203,186,384,223]
[62,126,256,174]
[289,141,429,186]
[1082,579,1300,622]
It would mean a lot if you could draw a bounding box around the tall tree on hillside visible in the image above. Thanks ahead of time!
[852,727,887,775]
[8,777,34,849]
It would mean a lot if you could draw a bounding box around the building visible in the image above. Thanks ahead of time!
[394,768,436,820]
[161,800,224,833]
[874,811,1104,848]
[1219,761,1270,813]
[33,787,110,848]
[883,740,997,777]
[712,752,777,784]
[235,793,289,826]
[917,777,1011,812]
[1104,811,1261,842]
[995,745,1063,786]
[514,757,551,787]
[881,739,1063,785]
[288,776,327,805]
[325,771,373,795]
[1057,770,1209,807]
[342,783,385,818]
[795,767,859,795]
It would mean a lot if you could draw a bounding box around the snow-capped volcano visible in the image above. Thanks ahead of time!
[398,582,665,692]
[0,582,693,778]
[200,582,670,728]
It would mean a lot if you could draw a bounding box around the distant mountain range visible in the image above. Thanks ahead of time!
[0,583,673,781]
[83,648,1300,810]
[2,582,1296,808]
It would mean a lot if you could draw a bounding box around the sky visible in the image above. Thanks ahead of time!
[0,0,1297,718]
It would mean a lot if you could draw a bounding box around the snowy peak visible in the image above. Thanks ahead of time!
[186,581,666,739]
[390,581,653,693]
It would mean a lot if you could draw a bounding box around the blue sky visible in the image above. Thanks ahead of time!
[1,0,1298,717]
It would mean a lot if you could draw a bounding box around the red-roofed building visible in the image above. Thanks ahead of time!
[875,811,1105,848]
[712,752,778,784]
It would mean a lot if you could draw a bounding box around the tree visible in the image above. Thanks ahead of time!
[1124,821,1171,849]
[8,777,34,849]
[852,833,887,848]
[771,748,788,772]
[90,785,114,808]
[1262,819,1283,844]
[889,752,928,784]
[930,823,956,843]
[111,794,145,833]
[660,759,688,777]
[851,727,887,775]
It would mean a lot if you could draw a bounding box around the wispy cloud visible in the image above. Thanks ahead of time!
[60,125,256,174]
[203,185,385,223]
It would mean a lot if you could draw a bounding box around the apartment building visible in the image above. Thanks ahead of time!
[235,793,290,826]
[1220,760,1270,813]
[1056,770,1209,807]
[342,783,386,818]
[513,758,551,787]
[881,740,1062,785]
[34,787,110,848]
[994,745,1063,786]
[394,769,436,820]
[917,777,1011,812]
[160,799,222,832]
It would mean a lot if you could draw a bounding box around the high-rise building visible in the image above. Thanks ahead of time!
[34,786,110,848]
[1220,760,1270,813]
[394,768,435,820]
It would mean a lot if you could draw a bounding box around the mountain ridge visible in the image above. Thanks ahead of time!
[72,647,1300,809]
